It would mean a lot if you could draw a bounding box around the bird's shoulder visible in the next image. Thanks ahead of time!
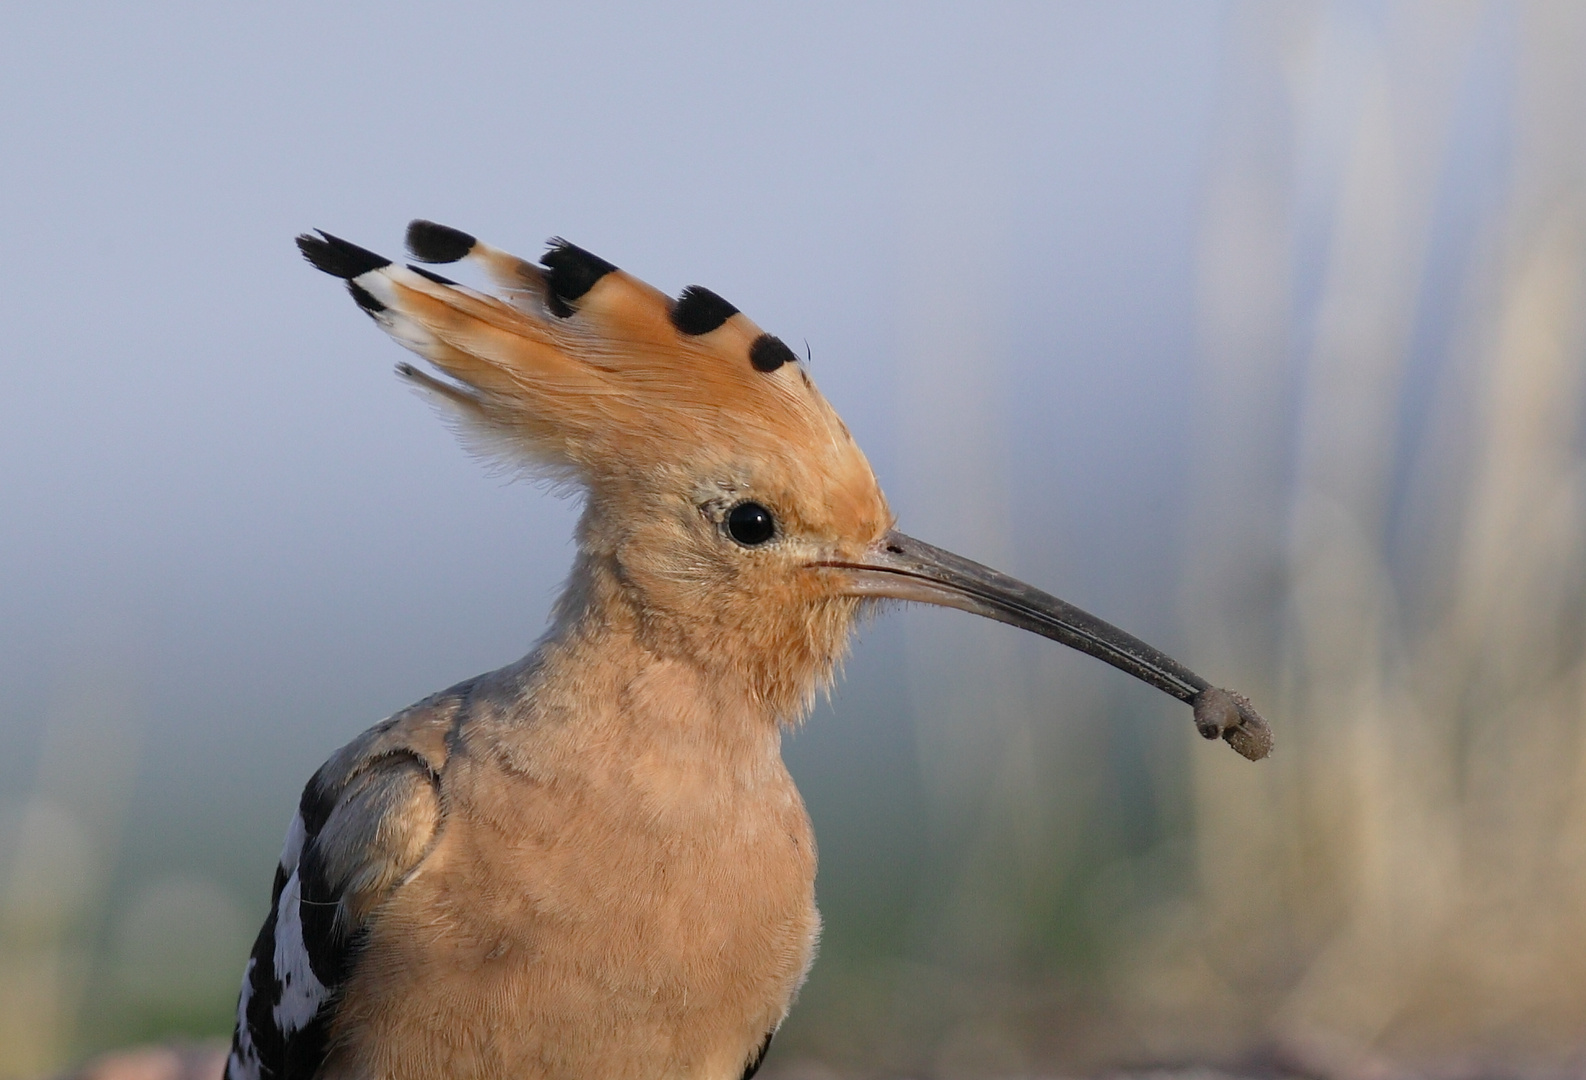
[226,678,477,1080]
[299,680,470,918]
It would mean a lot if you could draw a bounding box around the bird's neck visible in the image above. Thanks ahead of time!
[467,553,783,787]
[537,548,851,727]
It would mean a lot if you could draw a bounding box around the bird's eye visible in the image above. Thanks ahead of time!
[725,501,777,546]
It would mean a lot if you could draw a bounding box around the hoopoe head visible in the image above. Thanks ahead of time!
[299,222,890,711]
[298,222,1272,755]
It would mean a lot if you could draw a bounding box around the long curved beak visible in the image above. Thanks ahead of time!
[821,530,1272,761]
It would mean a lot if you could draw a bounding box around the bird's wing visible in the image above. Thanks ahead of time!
[225,683,471,1080]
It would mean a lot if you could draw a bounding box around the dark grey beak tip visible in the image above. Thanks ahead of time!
[1193,687,1274,762]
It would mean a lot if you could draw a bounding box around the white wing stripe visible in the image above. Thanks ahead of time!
[227,957,262,1080]
[279,812,306,871]
[271,869,329,1033]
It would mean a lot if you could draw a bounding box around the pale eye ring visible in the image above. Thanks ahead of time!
[724,501,776,546]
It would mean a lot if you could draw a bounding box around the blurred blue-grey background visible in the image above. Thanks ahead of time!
[5,4,1586,1077]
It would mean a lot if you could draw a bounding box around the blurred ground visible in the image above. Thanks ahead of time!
[56,1044,1317,1080]
[56,1045,225,1080]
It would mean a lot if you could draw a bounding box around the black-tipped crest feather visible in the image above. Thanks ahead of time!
[749,334,797,373]
[407,265,459,286]
[297,231,391,279]
[540,239,617,318]
[670,286,740,336]
[347,281,386,315]
[406,220,477,264]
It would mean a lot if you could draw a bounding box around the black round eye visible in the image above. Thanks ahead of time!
[725,501,776,546]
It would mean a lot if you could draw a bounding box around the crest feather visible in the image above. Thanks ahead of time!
[296,223,871,506]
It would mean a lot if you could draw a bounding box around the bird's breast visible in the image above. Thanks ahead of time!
[326,658,818,1080]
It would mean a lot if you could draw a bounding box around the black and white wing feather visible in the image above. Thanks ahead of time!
[225,686,467,1080]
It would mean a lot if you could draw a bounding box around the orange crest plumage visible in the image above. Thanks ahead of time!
[295,222,884,539]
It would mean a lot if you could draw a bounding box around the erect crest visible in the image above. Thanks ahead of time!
[296,222,875,527]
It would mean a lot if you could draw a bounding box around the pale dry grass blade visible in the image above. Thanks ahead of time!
[1163,2,1586,1075]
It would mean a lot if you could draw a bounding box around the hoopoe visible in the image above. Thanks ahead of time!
[226,221,1271,1080]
